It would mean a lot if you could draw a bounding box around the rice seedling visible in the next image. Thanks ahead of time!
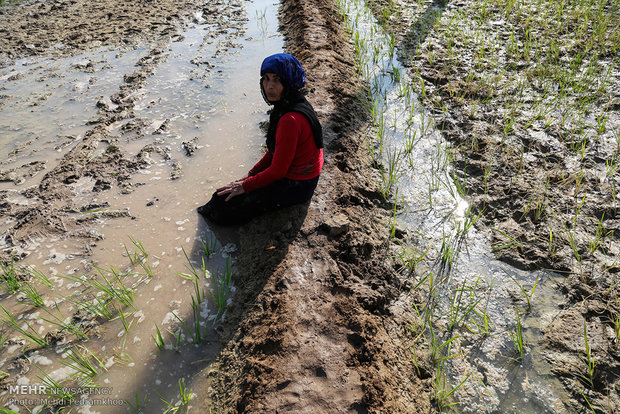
[152,322,166,350]
[0,260,21,293]
[577,322,597,388]
[35,364,74,400]
[491,227,523,253]
[509,309,525,361]
[255,7,268,37]
[458,205,483,240]
[434,360,470,412]
[115,306,133,332]
[177,378,192,406]
[588,214,613,255]
[201,233,219,258]
[19,281,45,307]
[465,307,492,336]
[123,237,155,277]
[580,389,597,414]
[88,266,137,309]
[171,327,185,352]
[179,249,208,322]
[158,378,193,413]
[379,148,404,199]
[191,296,202,344]
[40,302,88,340]
[606,152,619,179]
[72,294,116,321]
[393,240,430,276]
[124,236,147,265]
[505,270,538,313]
[450,166,468,198]
[446,281,483,333]
[563,223,582,264]
[403,129,417,154]
[171,311,194,344]
[60,345,103,383]
[125,391,146,413]
[387,189,400,244]
[211,257,233,322]
[0,304,49,348]
[422,303,470,409]
[439,232,457,270]
[113,334,134,366]
[23,266,54,289]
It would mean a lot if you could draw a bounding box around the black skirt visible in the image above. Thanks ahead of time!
[197,176,319,226]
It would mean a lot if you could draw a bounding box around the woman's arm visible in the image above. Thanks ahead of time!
[242,113,299,193]
[248,151,273,176]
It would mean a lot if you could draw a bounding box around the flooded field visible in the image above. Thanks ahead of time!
[1,0,284,411]
[338,0,577,411]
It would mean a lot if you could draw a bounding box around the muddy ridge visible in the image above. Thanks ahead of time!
[208,0,432,411]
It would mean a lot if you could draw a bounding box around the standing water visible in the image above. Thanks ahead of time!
[337,0,571,412]
[0,0,283,412]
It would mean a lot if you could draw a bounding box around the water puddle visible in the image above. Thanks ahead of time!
[0,0,283,412]
[338,0,570,411]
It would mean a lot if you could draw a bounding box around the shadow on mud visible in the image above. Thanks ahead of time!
[400,0,449,53]
[196,202,310,332]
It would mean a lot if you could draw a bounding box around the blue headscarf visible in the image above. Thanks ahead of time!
[260,53,306,91]
[260,53,322,150]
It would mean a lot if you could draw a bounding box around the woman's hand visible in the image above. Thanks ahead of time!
[216,179,246,201]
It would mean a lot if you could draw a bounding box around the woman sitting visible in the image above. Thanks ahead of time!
[197,53,323,225]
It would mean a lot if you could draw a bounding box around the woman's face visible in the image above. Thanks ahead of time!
[262,73,284,103]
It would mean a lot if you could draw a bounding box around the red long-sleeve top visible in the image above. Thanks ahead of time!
[242,112,323,193]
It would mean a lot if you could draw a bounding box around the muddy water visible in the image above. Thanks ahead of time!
[0,48,146,190]
[338,0,571,411]
[0,0,282,412]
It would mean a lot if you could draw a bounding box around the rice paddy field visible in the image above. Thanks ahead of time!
[0,0,618,412]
